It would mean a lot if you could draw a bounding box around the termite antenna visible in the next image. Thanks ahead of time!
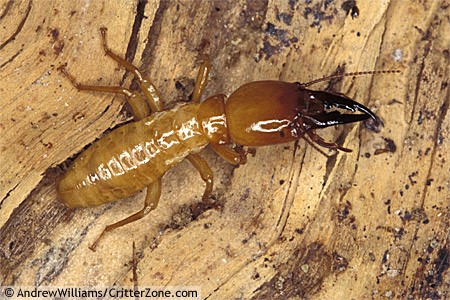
[299,69,401,87]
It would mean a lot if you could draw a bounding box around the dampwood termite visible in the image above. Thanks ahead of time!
[57,28,399,251]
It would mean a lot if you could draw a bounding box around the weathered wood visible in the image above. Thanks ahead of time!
[0,0,448,298]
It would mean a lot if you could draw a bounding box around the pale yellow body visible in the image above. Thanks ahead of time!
[56,28,384,250]
[57,103,208,208]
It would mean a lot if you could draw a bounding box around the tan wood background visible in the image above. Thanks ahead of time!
[1,0,448,298]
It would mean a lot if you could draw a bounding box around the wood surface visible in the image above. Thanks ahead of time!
[0,0,449,299]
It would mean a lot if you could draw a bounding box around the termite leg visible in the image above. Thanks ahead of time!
[192,54,212,103]
[100,28,163,113]
[186,154,213,203]
[58,66,151,121]
[89,179,162,251]
[210,143,252,165]
[299,136,334,157]
[306,130,352,152]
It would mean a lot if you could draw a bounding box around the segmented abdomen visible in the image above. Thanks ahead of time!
[57,103,208,208]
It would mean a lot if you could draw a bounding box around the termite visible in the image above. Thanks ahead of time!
[57,28,399,251]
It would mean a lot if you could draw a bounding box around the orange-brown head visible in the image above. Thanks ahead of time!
[225,81,378,147]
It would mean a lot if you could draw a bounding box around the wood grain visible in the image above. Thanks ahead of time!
[0,0,448,299]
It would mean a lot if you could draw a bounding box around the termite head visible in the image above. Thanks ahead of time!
[226,80,379,149]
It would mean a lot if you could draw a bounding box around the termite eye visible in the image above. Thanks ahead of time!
[279,131,285,138]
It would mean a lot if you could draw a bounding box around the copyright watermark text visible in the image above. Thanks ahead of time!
[1,286,200,299]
